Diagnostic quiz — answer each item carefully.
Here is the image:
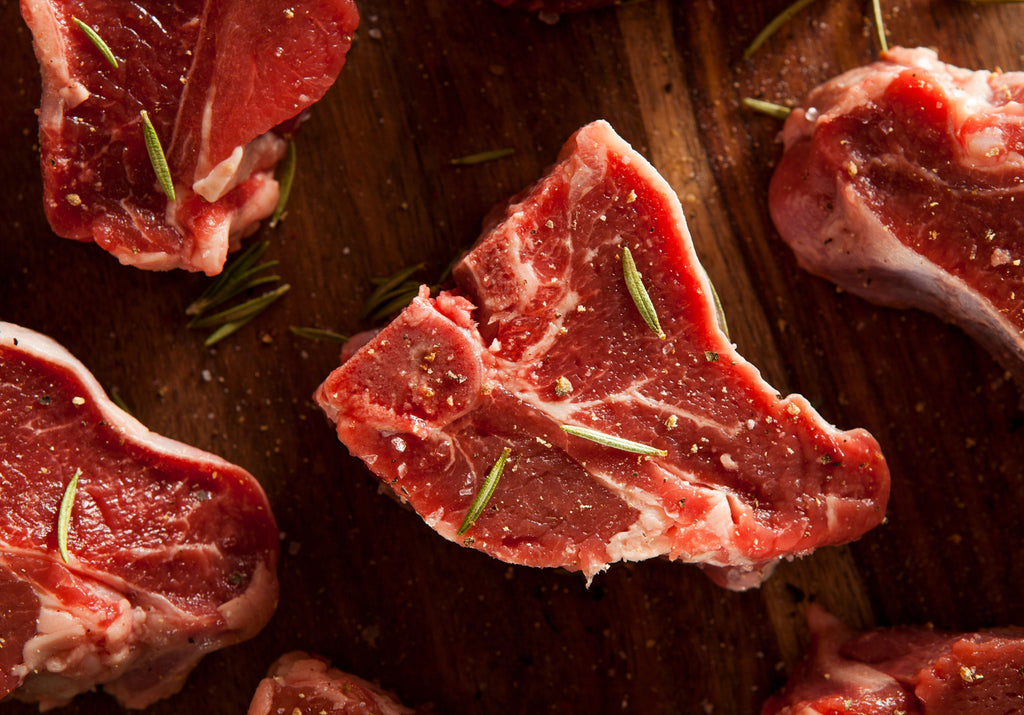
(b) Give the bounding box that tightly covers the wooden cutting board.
[2,0,1023,712]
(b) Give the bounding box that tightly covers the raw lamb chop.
[770,47,1024,384]
[316,120,889,590]
[763,605,1024,714]
[0,322,279,709]
[19,0,359,275]
[248,652,435,715]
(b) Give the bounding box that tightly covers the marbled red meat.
[770,47,1024,383]
[20,0,359,274]
[763,605,1024,714]
[248,652,436,715]
[0,322,279,709]
[316,120,889,590]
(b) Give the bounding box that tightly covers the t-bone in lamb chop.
[316,120,889,591]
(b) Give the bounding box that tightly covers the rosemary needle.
[72,16,118,69]
[742,97,792,120]
[561,425,668,457]
[140,110,175,201]
[872,0,888,54]
[622,245,666,339]
[190,283,291,330]
[743,0,822,60]
[289,326,348,343]
[58,468,82,564]
[457,447,511,536]
[450,148,514,166]
[269,141,296,228]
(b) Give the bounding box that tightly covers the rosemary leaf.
[622,245,666,340]
[361,263,424,318]
[457,447,511,536]
[561,425,668,457]
[190,283,291,330]
[58,468,82,564]
[872,0,888,54]
[702,267,730,339]
[270,141,297,228]
[742,97,792,120]
[72,16,118,69]
[289,326,349,343]
[140,110,175,201]
[743,0,821,59]
[450,148,514,166]
[109,389,133,416]
[370,285,425,322]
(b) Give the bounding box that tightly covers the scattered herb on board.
[457,446,512,536]
[269,141,297,228]
[450,148,514,166]
[362,251,462,323]
[561,425,668,457]
[187,241,280,317]
[58,468,82,564]
[140,110,175,201]
[190,284,291,347]
[743,0,822,59]
[187,241,289,346]
[622,245,666,339]
[872,0,888,54]
[741,97,792,120]
[71,16,118,69]
[361,263,425,320]
[289,326,348,343]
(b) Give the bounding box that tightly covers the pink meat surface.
[0,322,279,709]
[248,652,436,715]
[316,120,889,590]
[20,0,359,275]
[763,605,1024,714]
[770,47,1024,383]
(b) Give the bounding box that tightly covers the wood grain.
[2,0,1023,713]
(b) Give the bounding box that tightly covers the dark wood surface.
[3,0,1024,712]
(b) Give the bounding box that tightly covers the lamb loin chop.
[763,605,1024,714]
[770,47,1024,384]
[19,0,359,274]
[316,120,889,590]
[248,652,436,715]
[0,322,279,709]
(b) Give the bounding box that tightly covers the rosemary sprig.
[450,148,514,166]
[289,326,348,343]
[742,97,792,120]
[269,141,297,228]
[191,283,291,346]
[72,16,118,69]
[186,241,278,316]
[743,0,822,59]
[58,468,82,564]
[140,110,175,201]
[109,389,133,416]
[872,0,888,54]
[361,263,425,320]
[561,425,668,457]
[622,245,665,339]
[457,447,511,536]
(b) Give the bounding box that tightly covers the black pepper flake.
[38,395,52,406]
